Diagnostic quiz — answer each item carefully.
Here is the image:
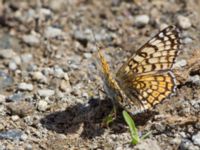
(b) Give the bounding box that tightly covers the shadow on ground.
[40,98,155,139]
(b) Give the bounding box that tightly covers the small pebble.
[0,129,23,140]
[174,59,187,68]
[44,26,63,38]
[0,94,6,103]
[134,15,150,27]
[153,122,166,132]
[177,15,192,29]
[32,71,47,83]
[38,89,55,97]
[134,139,161,150]
[0,124,4,130]
[11,115,19,121]
[37,100,48,111]
[20,133,28,141]
[54,67,64,78]
[180,139,196,150]
[59,80,71,92]
[83,53,92,59]
[183,37,193,44]
[192,132,200,146]
[0,49,16,59]
[21,53,33,63]
[0,105,6,115]
[12,56,21,65]
[9,61,17,70]
[0,70,13,89]
[17,83,33,91]
[49,0,66,11]
[22,34,40,46]
[189,75,200,86]
[6,93,24,102]
[6,101,34,117]
[39,8,52,17]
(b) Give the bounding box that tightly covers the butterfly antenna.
[91,30,104,59]
[91,30,100,51]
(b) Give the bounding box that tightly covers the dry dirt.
[0,0,200,150]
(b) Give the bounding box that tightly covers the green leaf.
[122,110,140,144]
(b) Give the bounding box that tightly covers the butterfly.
[97,25,182,115]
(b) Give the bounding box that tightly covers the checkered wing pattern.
[116,26,181,111]
[117,26,181,77]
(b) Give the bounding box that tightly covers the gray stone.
[37,100,48,111]
[49,0,67,11]
[0,105,6,115]
[9,61,17,70]
[135,15,150,27]
[0,129,23,140]
[59,80,71,92]
[6,93,24,102]
[83,53,92,59]
[53,67,64,78]
[0,34,21,51]
[0,70,14,89]
[0,49,16,59]
[21,53,33,63]
[180,139,200,150]
[38,89,55,97]
[44,26,63,38]
[192,132,200,146]
[39,8,52,17]
[183,37,193,44]
[20,133,28,141]
[12,56,21,65]
[32,71,47,83]
[6,101,34,117]
[153,122,166,132]
[174,59,187,68]
[189,75,200,86]
[0,95,5,103]
[17,83,33,91]
[22,34,40,46]
[11,115,19,121]
[177,15,192,29]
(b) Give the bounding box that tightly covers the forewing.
[116,25,181,78]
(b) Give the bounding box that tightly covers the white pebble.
[54,67,64,78]
[0,95,5,103]
[174,59,187,68]
[11,115,19,121]
[18,83,33,91]
[32,71,47,83]
[37,100,48,111]
[44,26,63,38]
[38,89,55,97]
[12,56,21,65]
[9,61,17,70]
[0,49,16,59]
[177,15,191,29]
[21,53,33,63]
[22,34,40,46]
[135,15,150,27]
[192,132,200,146]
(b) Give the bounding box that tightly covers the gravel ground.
[0,0,200,149]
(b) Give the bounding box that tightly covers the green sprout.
[102,107,117,127]
[122,110,152,145]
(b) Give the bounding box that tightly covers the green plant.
[122,110,152,145]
